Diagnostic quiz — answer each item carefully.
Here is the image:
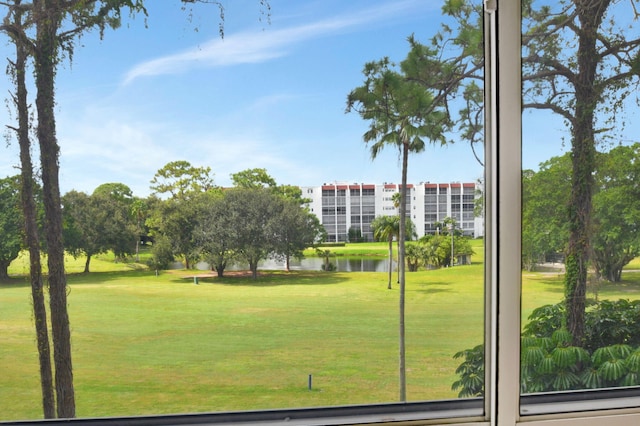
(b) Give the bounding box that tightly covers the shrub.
[452,299,640,397]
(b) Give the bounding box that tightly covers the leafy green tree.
[371,215,399,290]
[232,168,310,204]
[148,234,174,271]
[148,162,219,269]
[272,199,325,271]
[0,176,23,279]
[224,187,281,279]
[274,184,311,205]
[93,191,138,261]
[194,191,235,277]
[591,144,640,282]
[62,190,136,273]
[522,156,571,271]
[62,191,98,272]
[150,160,215,198]
[231,167,277,189]
[418,231,474,269]
[150,193,209,269]
[92,182,134,203]
[522,146,640,280]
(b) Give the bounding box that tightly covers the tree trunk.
[564,1,604,347]
[13,13,56,416]
[387,238,393,289]
[84,255,91,274]
[34,3,75,417]
[250,261,258,279]
[398,142,409,402]
[0,261,9,280]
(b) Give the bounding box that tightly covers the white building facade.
[301,182,483,243]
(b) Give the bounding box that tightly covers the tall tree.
[520,0,640,344]
[347,55,451,402]
[0,1,270,417]
[6,3,54,416]
[440,0,640,344]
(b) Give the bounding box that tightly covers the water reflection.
[188,257,395,272]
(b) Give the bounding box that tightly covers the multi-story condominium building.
[301,182,483,243]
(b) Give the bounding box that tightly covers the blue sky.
[0,0,569,197]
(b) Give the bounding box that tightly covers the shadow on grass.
[170,270,347,287]
[65,269,155,286]
[410,280,454,295]
[0,276,30,289]
[597,273,640,295]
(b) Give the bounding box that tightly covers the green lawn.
[1,241,638,421]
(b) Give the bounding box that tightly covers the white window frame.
[492,1,640,425]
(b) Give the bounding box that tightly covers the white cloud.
[122,0,429,85]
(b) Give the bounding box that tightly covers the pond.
[182,257,397,273]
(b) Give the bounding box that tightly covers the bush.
[452,299,640,397]
[146,235,174,270]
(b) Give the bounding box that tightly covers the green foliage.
[405,243,425,272]
[521,155,571,271]
[150,160,215,198]
[230,168,276,189]
[451,344,484,397]
[147,235,174,271]
[453,298,640,397]
[62,189,138,272]
[0,176,24,278]
[347,227,364,243]
[523,145,640,277]
[417,233,474,269]
[316,249,336,271]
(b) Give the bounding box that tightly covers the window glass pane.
[521,0,640,405]
[0,1,485,422]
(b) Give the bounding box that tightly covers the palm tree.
[371,215,400,289]
[347,56,452,402]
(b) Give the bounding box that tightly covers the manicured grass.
[1,263,483,420]
[304,242,389,257]
[2,240,638,422]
